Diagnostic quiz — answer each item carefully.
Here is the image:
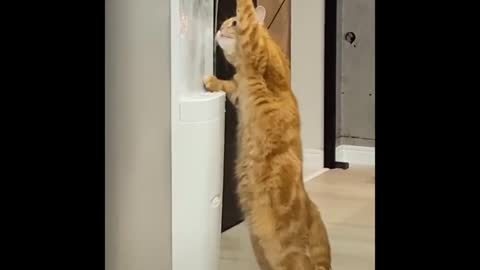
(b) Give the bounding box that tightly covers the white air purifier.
[170,1,226,270]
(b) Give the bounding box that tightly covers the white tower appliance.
[106,0,225,270]
[170,1,226,270]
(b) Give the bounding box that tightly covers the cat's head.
[215,6,266,57]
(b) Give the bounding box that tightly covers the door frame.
[323,0,349,169]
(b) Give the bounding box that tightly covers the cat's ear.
[255,5,266,25]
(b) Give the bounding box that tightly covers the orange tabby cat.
[204,1,331,270]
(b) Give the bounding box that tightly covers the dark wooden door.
[215,0,256,232]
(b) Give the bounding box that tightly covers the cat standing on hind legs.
[204,1,332,269]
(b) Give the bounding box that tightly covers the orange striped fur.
[204,1,331,269]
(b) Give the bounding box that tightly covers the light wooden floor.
[219,165,375,270]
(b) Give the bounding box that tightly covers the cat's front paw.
[203,75,219,92]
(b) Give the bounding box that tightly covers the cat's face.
[215,6,267,57]
[216,17,238,56]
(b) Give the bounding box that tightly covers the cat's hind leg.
[254,236,316,270]
[250,233,275,270]
[308,203,332,270]
[278,251,315,270]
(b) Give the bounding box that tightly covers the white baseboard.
[336,145,375,165]
[301,145,374,181]
[304,149,323,166]
[303,149,329,182]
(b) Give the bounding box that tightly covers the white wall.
[291,0,325,150]
[105,0,172,269]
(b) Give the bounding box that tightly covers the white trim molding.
[303,149,329,182]
[336,145,375,165]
